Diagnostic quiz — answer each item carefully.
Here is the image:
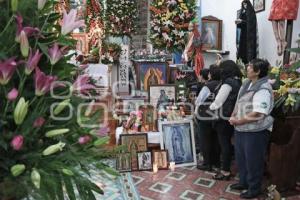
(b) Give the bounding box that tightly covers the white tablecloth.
[115,127,161,144]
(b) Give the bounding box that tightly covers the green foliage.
[0,0,116,199]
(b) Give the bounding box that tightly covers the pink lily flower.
[26,48,42,75]
[11,135,24,151]
[48,43,66,65]
[71,75,95,94]
[15,14,39,42]
[7,88,19,101]
[61,9,86,35]
[78,135,92,145]
[0,57,18,85]
[34,67,57,96]
[96,127,110,137]
[33,117,46,128]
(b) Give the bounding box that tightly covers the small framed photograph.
[253,0,265,13]
[201,16,222,50]
[152,150,169,170]
[137,151,153,171]
[118,97,146,114]
[159,120,197,167]
[116,152,131,172]
[149,84,177,108]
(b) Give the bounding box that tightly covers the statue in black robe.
[236,0,257,64]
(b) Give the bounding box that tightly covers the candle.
[169,162,175,171]
[153,163,158,173]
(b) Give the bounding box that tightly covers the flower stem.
[0,15,14,37]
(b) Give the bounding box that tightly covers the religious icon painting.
[253,0,265,13]
[159,120,197,167]
[137,151,153,171]
[120,133,148,171]
[148,84,177,109]
[116,152,132,172]
[152,150,169,170]
[201,16,222,50]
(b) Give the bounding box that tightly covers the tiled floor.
[132,167,300,200]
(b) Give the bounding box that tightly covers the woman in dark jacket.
[209,60,242,180]
[195,65,221,171]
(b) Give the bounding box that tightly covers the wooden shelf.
[203,50,230,55]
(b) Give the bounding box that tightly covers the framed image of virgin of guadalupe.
[159,120,197,168]
[134,61,168,93]
[201,16,222,51]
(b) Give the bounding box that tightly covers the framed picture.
[139,105,158,132]
[152,150,169,170]
[120,133,148,171]
[253,0,265,13]
[159,120,197,167]
[71,33,89,55]
[116,97,146,114]
[149,84,177,108]
[120,133,148,151]
[116,152,131,172]
[137,151,153,171]
[134,62,168,92]
[201,16,222,50]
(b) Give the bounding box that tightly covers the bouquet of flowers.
[123,110,143,132]
[0,1,117,199]
[90,42,122,64]
[105,0,138,37]
[269,54,300,113]
[150,0,196,52]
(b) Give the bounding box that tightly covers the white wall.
[201,0,300,66]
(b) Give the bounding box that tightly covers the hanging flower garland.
[105,0,138,37]
[150,0,196,52]
[85,0,105,47]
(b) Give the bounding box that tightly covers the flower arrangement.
[123,110,143,133]
[85,0,105,47]
[0,1,117,199]
[105,0,138,37]
[90,42,122,64]
[150,0,196,52]
[269,52,300,113]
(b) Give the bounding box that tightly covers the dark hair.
[249,58,270,78]
[219,60,242,81]
[200,68,210,81]
[209,64,221,80]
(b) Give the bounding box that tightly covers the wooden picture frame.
[152,150,169,170]
[71,33,89,55]
[134,61,169,93]
[201,16,222,51]
[159,120,197,167]
[137,151,153,171]
[139,105,158,132]
[148,84,177,109]
[253,0,265,13]
[116,152,132,172]
[120,133,148,171]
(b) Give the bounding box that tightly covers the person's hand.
[229,116,240,125]
[235,19,242,24]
